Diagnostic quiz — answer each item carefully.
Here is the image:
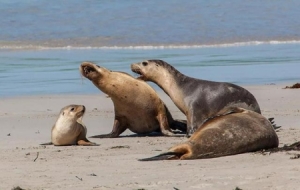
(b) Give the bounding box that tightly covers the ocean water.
[0,1,299,97]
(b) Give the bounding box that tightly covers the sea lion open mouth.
[82,65,96,76]
[80,62,100,80]
[131,65,145,80]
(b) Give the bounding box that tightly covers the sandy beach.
[1,83,299,190]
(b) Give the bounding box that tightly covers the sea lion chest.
[51,117,81,145]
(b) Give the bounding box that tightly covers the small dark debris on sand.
[260,141,300,155]
[283,83,300,89]
[12,187,26,190]
[290,154,300,159]
[75,176,83,181]
[110,145,130,149]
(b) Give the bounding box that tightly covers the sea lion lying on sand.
[79,61,186,138]
[139,107,279,161]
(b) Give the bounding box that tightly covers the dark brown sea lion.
[41,105,98,146]
[79,61,186,138]
[131,60,261,135]
[139,107,279,161]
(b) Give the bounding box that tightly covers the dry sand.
[0,84,299,190]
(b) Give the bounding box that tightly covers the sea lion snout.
[131,63,146,80]
[77,105,85,114]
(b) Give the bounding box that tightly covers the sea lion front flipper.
[89,119,127,138]
[40,142,53,145]
[157,114,179,137]
[76,123,99,146]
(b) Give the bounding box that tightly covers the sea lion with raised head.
[79,61,186,138]
[41,104,98,146]
[131,60,261,135]
[139,107,279,161]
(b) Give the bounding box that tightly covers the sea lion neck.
[142,60,189,113]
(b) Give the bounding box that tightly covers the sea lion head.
[60,104,86,121]
[131,60,171,81]
[80,62,109,82]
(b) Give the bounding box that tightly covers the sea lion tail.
[40,142,53,145]
[268,117,281,130]
[138,152,183,161]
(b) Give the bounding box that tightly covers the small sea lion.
[131,60,261,135]
[79,62,186,138]
[41,105,98,146]
[139,107,279,161]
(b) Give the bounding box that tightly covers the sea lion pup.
[79,61,186,138]
[131,60,261,135]
[139,107,279,161]
[40,105,98,146]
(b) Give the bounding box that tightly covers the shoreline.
[2,39,300,51]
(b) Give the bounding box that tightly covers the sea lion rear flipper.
[40,142,53,145]
[138,152,182,161]
[171,119,187,133]
[268,117,281,130]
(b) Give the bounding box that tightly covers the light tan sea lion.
[41,105,98,146]
[79,62,186,138]
[139,107,279,161]
[131,60,262,136]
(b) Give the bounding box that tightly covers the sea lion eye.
[142,62,148,66]
[70,108,75,111]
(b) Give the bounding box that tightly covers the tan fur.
[140,107,279,160]
[50,105,97,146]
[80,62,185,138]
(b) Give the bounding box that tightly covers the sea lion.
[139,107,279,161]
[79,61,186,138]
[41,104,98,146]
[131,60,261,135]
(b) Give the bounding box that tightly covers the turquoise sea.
[0,1,299,97]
